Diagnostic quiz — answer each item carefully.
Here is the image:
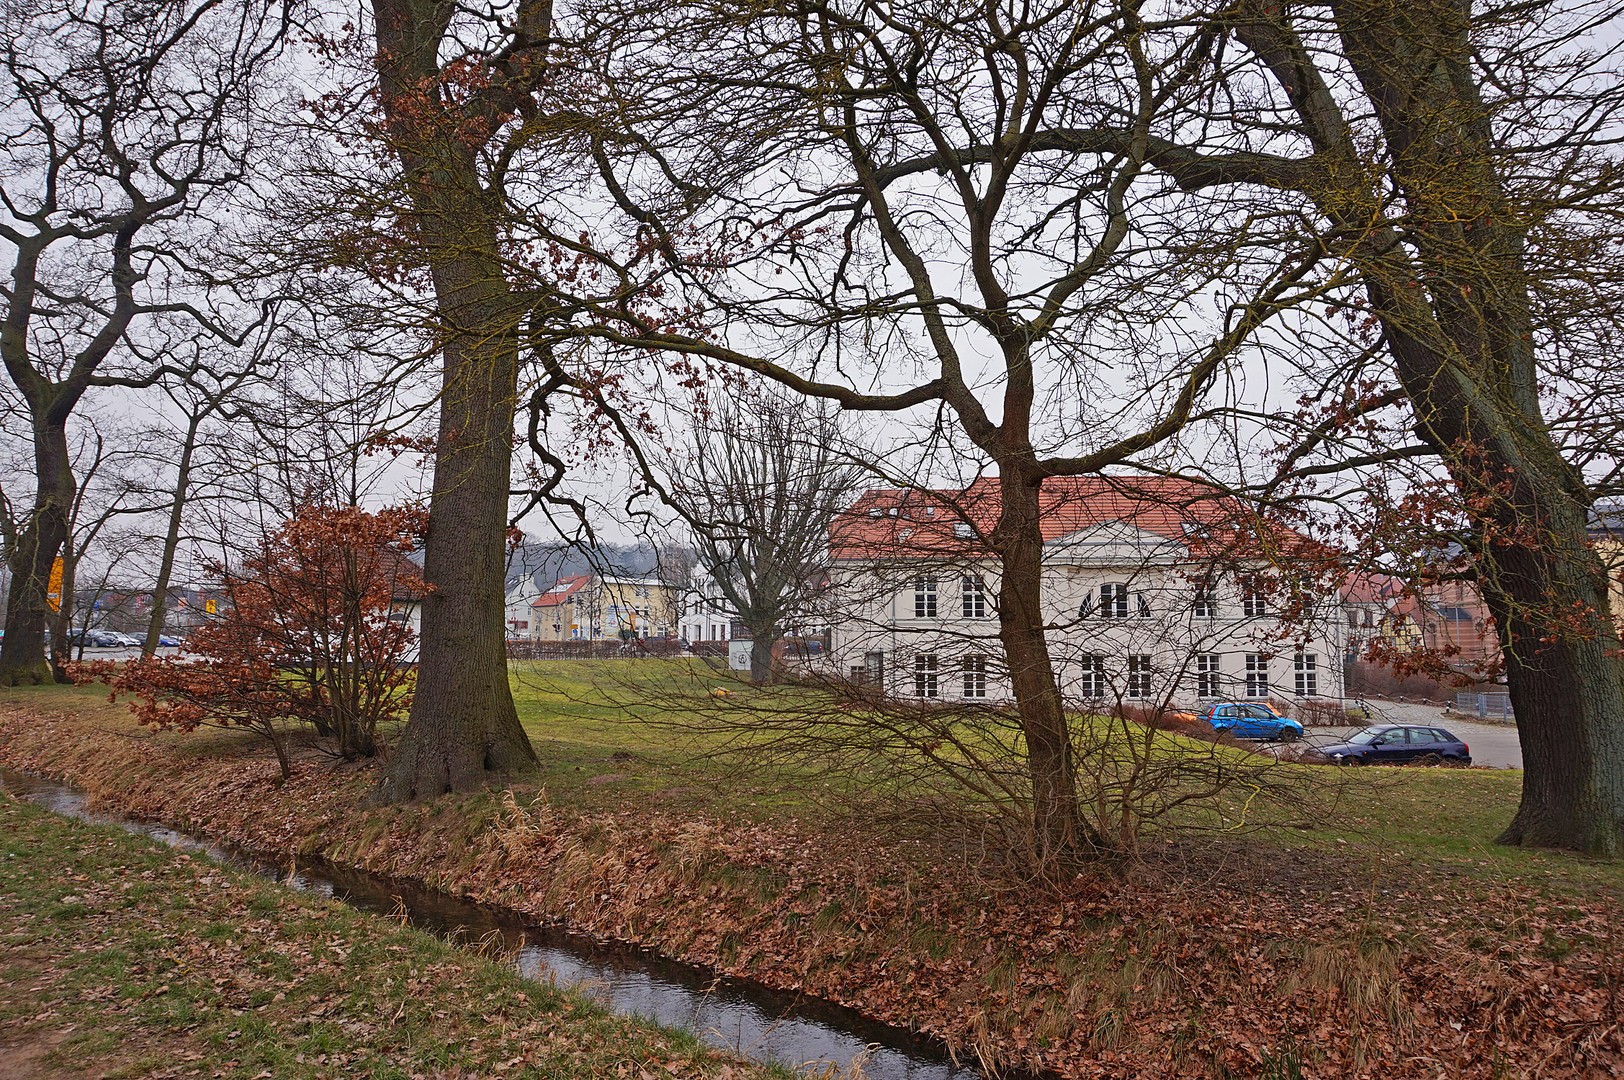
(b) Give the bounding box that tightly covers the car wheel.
[1277,728,1301,743]
[1339,754,1361,766]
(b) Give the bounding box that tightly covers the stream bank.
[3,695,1621,1079]
[0,793,777,1080]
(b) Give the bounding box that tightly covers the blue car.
[1198,702,1304,741]
[1318,724,1471,766]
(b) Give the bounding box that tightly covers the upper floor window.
[954,522,974,539]
[1193,585,1218,619]
[1241,586,1267,618]
[1100,583,1130,618]
[914,576,938,618]
[634,585,651,599]
[961,576,987,618]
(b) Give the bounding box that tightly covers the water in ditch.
[0,767,987,1080]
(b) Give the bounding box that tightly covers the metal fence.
[1454,692,1513,721]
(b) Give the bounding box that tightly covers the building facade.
[528,573,679,641]
[828,480,1347,709]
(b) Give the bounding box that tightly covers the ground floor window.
[1245,653,1269,698]
[1295,651,1318,697]
[1077,654,1107,698]
[915,653,939,698]
[1196,653,1221,698]
[962,655,988,698]
[1126,654,1152,699]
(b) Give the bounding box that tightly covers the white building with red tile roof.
[827,477,1348,709]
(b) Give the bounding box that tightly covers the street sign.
[45,557,63,612]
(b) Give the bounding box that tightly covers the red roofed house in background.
[827,477,1349,709]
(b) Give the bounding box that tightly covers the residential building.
[678,569,739,643]
[827,478,1346,707]
[529,573,679,641]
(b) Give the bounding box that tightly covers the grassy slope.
[4,665,1622,1079]
[0,793,778,1080]
[503,660,1617,898]
[8,665,1616,896]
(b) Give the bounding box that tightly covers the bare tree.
[511,0,1329,863]
[673,398,862,682]
[0,0,287,684]
[1110,0,1624,853]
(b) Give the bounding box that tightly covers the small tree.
[101,505,424,779]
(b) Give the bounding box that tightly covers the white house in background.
[827,478,1347,708]
[678,569,739,644]
[505,577,547,638]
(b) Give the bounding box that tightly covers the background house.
[528,573,679,641]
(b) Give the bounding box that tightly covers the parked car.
[1317,724,1471,766]
[157,635,183,647]
[1197,702,1304,741]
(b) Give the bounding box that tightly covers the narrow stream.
[0,767,988,1080]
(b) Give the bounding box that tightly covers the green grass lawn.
[7,660,1621,900]
[0,793,780,1080]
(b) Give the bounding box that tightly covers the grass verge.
[0,793,778,1080]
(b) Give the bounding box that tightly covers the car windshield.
[1348,728,1387,745]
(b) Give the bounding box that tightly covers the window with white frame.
[1078,593,1095,619]
[962,655,988,698]
[1077,655,1108,698]
[1196,653,1222,698]
[1245,653,1270,697]
[914,654,939,697]
[953,522,974,539]
[914,576,938,618]
[1136,593,1152,619]
[1241,585,1267,618]
[962,575,987,618]
[1100,583,1130,618]
[1126,654,1153,699]
[1294,651,1318,697]
[1193,584,1217,618]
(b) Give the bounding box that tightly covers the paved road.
[1302,700,1523,769]
[54,645,184,663]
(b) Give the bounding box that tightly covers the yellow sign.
[45,557,63,612]
[205,598,217,615]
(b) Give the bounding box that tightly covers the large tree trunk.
[994,465,1090,863]
[1332,0,1624,853]
[376,346,536,794]
[1225,0,1624,853]
[743,616,778,684]
[369,0,539,800]
[1,415,74,686]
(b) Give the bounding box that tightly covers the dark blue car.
[1197,702,1305,741]
[1318,724,1471,766]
